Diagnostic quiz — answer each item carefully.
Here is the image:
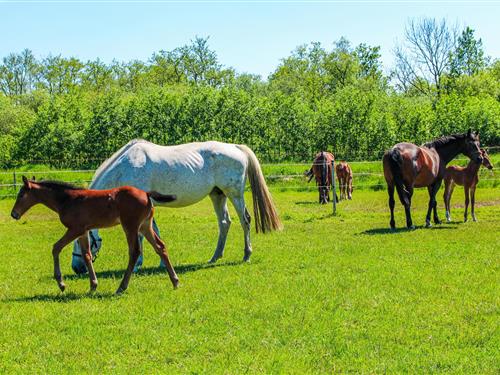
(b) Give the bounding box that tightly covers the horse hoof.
[58,283,66,292]
[409,225,416,230]
[435,220,442,225]
[115,287,126,295]
[425,222,432,228]
[90,283,98,292]
[172,280,179,289]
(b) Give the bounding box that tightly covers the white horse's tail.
[236,145,283,233]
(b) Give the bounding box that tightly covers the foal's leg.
[208,189,231,263]
[464,186,470,223]
[443,181,454,223]
[228,194,252,262]
[52,229,84,292]
[471,185,477,222]
[348,176,353,200]
[140,218,179,289]
[116,227,141,295]
[77,232,98,292]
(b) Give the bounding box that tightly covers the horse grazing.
[383,129,482,229]
[305,151,336,204]
[336,161,353,200]
[443,149,493,223]
[71,140,282,274]
[11,176,178,294]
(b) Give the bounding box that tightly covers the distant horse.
[305,151,336,204]
[11,176,178,294]
[443,149,493,223]
[383,129,482,229]
[71,140,282,274]
[336,161,353,200]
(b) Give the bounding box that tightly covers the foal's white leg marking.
[208,190,231,263]
[228,194,252,262]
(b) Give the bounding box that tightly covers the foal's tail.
[386,148,409,205]
[147,191,177,203]
[236,145,283,233]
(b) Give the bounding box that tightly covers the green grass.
[0,187,499,373]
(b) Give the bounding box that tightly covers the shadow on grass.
[6,260,243,303]
[64,260,243,281]
[295,201,320,205]
[4,291,116,303]
[359,224,458,235]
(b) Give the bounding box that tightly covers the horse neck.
[33,186,65,214]
[465,159,481,175]
[433,139,466,165]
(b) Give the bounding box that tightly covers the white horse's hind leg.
[208,189,231,263]
[228,194,252,262]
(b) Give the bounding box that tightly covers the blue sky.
[1,1,499,78]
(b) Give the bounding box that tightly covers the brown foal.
[336,161,353,200]
[11,176,179,294]
[443,149,493,223]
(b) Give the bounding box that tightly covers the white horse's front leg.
[208,190,231,263]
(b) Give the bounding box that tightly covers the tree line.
[0,18,499,168]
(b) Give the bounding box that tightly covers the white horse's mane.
[91,139,151,186]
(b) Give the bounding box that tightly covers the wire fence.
[1,146,499,198]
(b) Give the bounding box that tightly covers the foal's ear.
[32,175,36,181]
[22,175,30,187]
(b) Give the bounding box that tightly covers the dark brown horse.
[383,130,482,229]
[305,151,336,204]
[11,176,178,294]
[443,148,493,223]
[336,161,353,200]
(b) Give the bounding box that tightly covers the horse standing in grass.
[71,140,282,274]
[305,151,336,204]
[383,130,482,229]
[11,176,178,294]
[443,149,493,223]
[336,161,353,200]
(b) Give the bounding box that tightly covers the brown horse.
[305,151,336,204]
[383,129,482,229]
[336,161,353,200]
[443,149,493,223]
[11,176,178,294]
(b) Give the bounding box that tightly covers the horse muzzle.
[11,210,20,220]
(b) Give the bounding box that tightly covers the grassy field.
[0,185,499,373]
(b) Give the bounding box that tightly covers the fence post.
[331,159,337,216]
[13,170,17,193]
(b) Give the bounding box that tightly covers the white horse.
[72,139,282,273]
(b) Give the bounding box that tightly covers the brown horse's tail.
[236,144,283,233]
[387,148,409,205]
[147,191,177,203]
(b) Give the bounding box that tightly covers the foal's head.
[11,176,38,220]
[480,149,493,170]
[463,129,482,164]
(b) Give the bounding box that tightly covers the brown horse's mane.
[423,133,466,149]
[36,180,84,191]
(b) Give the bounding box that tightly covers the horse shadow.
[64,260,243,281]
[6,260,243,303]
[359,224,458,235]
